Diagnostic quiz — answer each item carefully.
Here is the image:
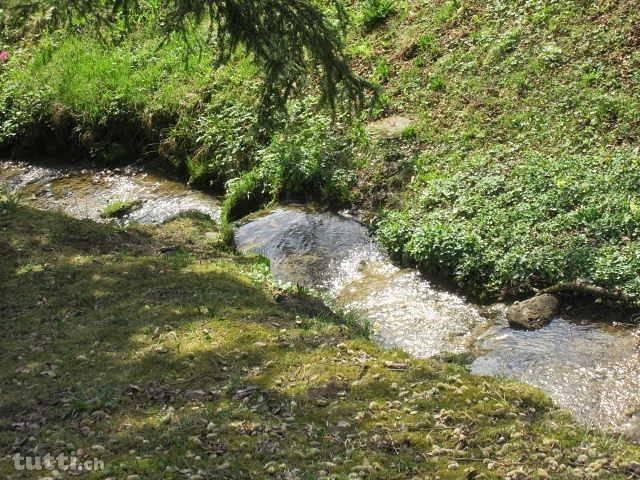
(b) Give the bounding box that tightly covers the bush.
[183,98,259,188]
[165,58,262,188]
[222,110,354,222]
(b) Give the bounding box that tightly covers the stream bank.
[234,207,640,437]
[2,160,639,439]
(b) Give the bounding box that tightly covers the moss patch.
[100,200,143,219]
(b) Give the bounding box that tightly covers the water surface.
[0,161,219,223]
[235,207,640,434]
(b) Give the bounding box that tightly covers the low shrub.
[222,109,354,222]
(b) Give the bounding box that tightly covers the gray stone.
[367,115,416,138]
[507,294,560,330]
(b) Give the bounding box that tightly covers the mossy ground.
[1,204,639,479]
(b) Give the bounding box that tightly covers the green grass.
[359,0,398,32]
[0,27,261,179]
[0,184,21,210]
[1,205,639,479]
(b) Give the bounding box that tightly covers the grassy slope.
[1,204,639,479]
[349,0,640,302]
[0,30,353,221]
[0,28,261,185]
[2,0,640,304]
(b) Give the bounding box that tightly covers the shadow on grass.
[1,206,638,479]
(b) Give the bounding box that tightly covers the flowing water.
[473,318,640,432]
[2,161,639,435]
[0,161,219,223]
[234,207,640,435]
[233,208,485,357]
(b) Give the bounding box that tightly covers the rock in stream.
[506,294,561,330]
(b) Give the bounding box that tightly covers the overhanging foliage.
[5,0,372,118]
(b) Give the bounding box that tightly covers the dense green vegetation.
[0,8,357,221]
[2,0,640,304]
[2,204,640,479]
[360,0,640,304]
[1,0,370,118]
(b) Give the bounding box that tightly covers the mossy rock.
[100,199,143,218]
[507,294,561,330]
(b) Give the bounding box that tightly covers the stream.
[2,160,639,437]
[0,161,219,224]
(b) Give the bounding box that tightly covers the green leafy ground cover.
[354,0,640,303]
[1,204,640,479]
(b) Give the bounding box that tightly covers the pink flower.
[0,51,9,63]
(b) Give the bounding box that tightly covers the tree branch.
[7,0,375,119]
